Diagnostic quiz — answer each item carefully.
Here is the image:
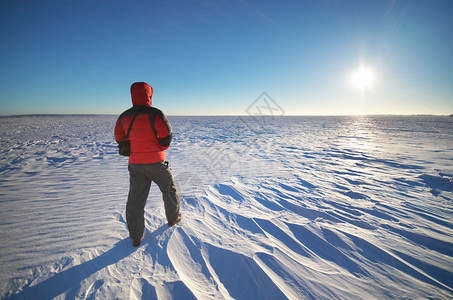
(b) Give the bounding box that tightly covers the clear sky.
[1,0,452,115]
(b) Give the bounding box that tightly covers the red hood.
[131,82,153,106]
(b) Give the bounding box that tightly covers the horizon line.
[1,113,452,118]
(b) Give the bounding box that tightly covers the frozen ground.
[0,114,452,299]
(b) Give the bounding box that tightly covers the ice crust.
[0,115,452,299]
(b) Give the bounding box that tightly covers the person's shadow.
[8,225,169,300]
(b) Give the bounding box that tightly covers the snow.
[0,114,452,299]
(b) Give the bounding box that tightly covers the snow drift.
[0,115,452,299]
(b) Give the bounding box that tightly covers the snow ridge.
[1,115,452,299]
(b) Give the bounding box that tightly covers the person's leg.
[151,161,180,224]
[126,164,151,240]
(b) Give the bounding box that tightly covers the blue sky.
[1,0,452,115]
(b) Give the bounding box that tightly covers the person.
[115,82,182,247]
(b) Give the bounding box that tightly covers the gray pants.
[126,161,180,239]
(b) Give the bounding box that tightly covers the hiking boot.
[168,214,182,227]
[132,238,141,247]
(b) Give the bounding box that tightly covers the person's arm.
[114,117,126,142]
[154,111,172,150]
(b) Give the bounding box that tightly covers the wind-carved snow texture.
[0,115,452,299]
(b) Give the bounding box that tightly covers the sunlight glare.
[351,67,375,89]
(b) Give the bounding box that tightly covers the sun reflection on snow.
[342,116,376,152]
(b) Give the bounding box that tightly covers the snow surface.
[0,114,452,299]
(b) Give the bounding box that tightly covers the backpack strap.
[125,106,145,139]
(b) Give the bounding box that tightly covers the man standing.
[115,82,182,247]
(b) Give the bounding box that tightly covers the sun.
[351,66,375,89]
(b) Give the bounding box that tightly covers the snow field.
[0,115,452,299]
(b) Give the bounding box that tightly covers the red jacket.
[115,82,172,164]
